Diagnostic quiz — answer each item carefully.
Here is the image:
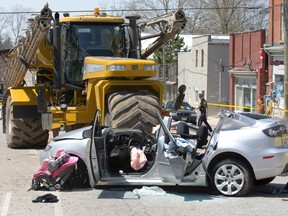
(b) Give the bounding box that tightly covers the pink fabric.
[33,150,78,179]
[130,147,147,171]
[33,159,50,177]
[52,157,78,177]
[56,148,65,158]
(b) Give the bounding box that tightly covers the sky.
[0,0,108,12]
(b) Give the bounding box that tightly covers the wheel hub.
[214,164,244,195]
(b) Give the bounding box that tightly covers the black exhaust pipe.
[53,12,61,89]
[125,15,141,59]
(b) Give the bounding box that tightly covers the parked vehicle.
[40,110,288,196]
[163,100,197,125]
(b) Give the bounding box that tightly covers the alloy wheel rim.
[214,163,244,195]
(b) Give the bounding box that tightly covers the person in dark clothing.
[197,93,213,132]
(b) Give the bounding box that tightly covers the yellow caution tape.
[193,102,255,110]
[193,101,286,118]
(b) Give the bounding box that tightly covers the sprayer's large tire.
[6,96,49,149]
[107,91,161,134]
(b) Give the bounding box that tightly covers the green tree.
[153,35,189,64]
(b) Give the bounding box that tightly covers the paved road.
[207,115,219,128]
[2,121,288,216]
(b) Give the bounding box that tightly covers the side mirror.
[82,128,92,138]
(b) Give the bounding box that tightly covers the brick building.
[228,30,268,112]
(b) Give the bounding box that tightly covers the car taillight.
[262,125,287,137]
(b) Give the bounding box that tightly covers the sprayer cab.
[53,11,146,89]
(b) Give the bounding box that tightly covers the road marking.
[1,193,11,216]
[53,192,63,216]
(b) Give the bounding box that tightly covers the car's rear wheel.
[211,159,253,196]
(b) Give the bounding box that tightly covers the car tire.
[65,158,89,188]
[189,119,197,125]
[254,177,275,185]
[211,158,253,196]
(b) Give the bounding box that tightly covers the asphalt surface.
[2,116,288,215]
[207,115,219,128]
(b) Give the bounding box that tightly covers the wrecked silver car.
[40,110,288,196]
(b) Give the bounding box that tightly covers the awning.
[228,69,258,77]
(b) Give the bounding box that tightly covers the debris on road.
[133,186,166,196]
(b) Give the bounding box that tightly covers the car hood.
[53,126,92,141]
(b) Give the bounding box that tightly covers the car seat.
[196,125,208,148]
[176,122,208,148]
[176,122,198,140]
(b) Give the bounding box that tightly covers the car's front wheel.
[211,159,253,196]
[65,158,89,188]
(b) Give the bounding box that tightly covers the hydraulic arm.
[140,8,187,59]
[2,4,52,92]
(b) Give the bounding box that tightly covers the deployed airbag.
[130,147,147,170]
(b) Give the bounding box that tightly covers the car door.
[85,110,102,187]
[156,113,193,184]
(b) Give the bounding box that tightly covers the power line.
[0,6,271,15]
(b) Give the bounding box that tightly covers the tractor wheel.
[107,91,161,134]
[5,96,48,149]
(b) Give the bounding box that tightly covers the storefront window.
[273,74,284,110]
[274,74,284,98]
[234,76,256,112]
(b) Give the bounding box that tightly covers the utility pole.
[219,59,224,112]
[284,1,288,118]
[163,45,166,100]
